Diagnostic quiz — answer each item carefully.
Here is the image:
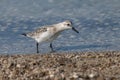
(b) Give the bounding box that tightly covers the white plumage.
[22,20,79,53]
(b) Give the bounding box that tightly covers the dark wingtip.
[21,33,27,36]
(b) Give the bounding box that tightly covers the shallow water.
[0,0,120,54]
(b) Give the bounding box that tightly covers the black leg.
[50,43,54,52]
[36,42,39,53]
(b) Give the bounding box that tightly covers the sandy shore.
[0,51,120,80]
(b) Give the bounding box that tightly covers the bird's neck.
[54,23,67,32]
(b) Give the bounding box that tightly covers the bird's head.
[61,20,79,33]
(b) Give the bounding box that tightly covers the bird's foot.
[50,50,56,53]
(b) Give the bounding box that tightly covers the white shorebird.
[22,20,79,53]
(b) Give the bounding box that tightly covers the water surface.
[0,0,120,54]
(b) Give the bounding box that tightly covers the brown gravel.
[0,51,120,80]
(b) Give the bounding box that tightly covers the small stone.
[88,72,99,79]
[16,64,21,68]
[71,72,79,79]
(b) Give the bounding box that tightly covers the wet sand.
[0,51,120,80]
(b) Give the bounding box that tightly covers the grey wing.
[27,27,48,38]
[36,27,47,33]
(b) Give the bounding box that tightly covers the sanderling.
[22,20,79,53]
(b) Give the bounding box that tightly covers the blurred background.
[0,0,120,54]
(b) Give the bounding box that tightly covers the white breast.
[35,31,52,43]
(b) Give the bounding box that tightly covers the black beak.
[72,27,79,33]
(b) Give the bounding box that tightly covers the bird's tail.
[21,33,27,36]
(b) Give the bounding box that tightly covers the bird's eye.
[67,23,70,26]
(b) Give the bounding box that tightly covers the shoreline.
[0,51,120,80]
